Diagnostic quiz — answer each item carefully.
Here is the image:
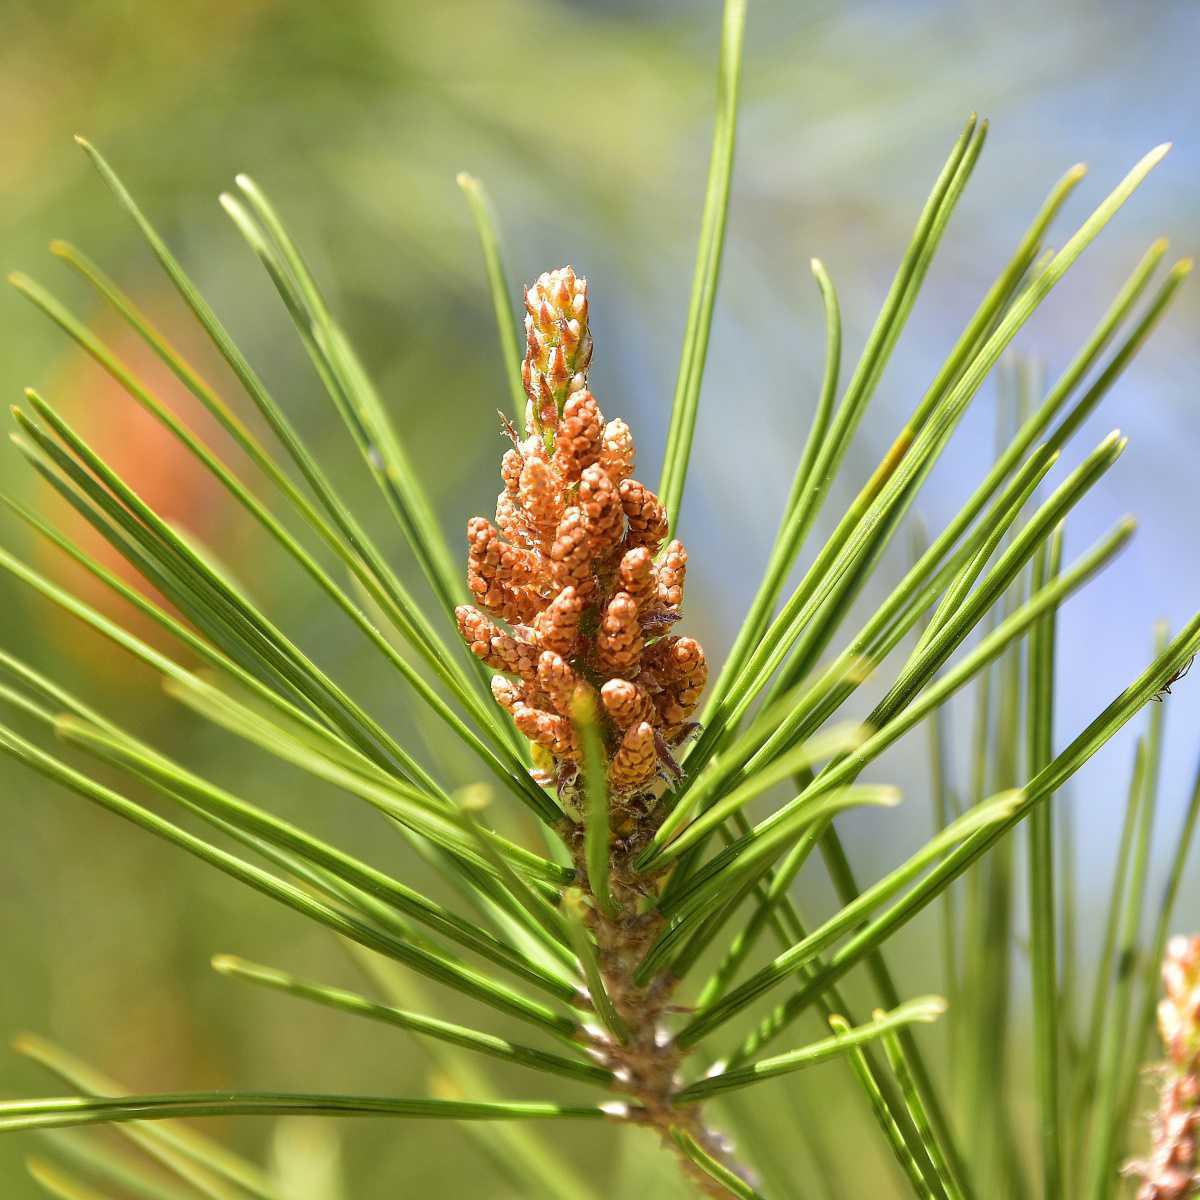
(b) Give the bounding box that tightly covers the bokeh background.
[1,0,1198,1195]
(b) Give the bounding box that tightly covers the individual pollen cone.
[597,593,643,675]
[513,702,577,759]
[618,478,668,553]
[600,418,635,483]
[456,605,495,661]
[490,674,523,712]
[601,678,656,730]
[465,563,541,625]
[455,606,538,678]
[495,491,523,541]
[533,586,583,657]
[467,517,540,586]
[1126,935,1200,1199]
[578,465,624,555]
[501,447,524,495]
[645,635,708,737]
[618,546,657,609]
[518,454,563,550]
[657,539,688,608]
[556,392,604,484]
[610,722,659,793]
[537,651,580,716]
[550,508,597,599]
[455,267,706,800]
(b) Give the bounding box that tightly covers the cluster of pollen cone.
[1128,935,1200,1199]
[455,267,706,806]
